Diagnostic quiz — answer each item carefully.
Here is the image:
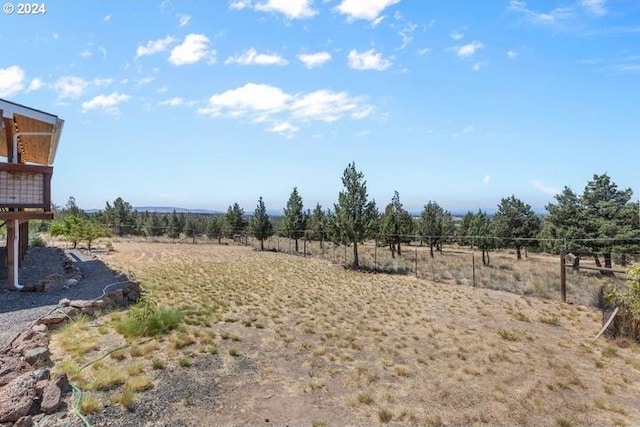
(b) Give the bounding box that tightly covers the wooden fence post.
[560,249,567,303]
[374,238,377,273]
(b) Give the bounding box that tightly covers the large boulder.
[0,371,37,423]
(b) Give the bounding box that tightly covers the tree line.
[50,163,639,270]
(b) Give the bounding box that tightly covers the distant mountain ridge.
[86,206,222,214]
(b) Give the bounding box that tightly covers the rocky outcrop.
[0,280,142,426]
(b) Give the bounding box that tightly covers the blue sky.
[1,0,639,214]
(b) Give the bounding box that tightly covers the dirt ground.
[50,241,640,426]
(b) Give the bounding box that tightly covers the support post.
[415,243,418,278]
[472,251,476,287]
[560,249,567,303]
[374,238,377,273]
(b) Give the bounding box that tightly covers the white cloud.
[454,41,484,58]
[269,121,299,138]
[229,0,251,10]
[335,0,401,21]
[450,30,464,40]
[103,14,111,22]
[169,34,214,65]
[398,22,417,49]
[581,0,606,16]
[177,13,191,27]
[53,76,89,99]
[232,0,316,19]
[472,61,487,71]
[291,90,372,122]
[225,48,288,66]
[483,175,490,184]
[347,49,392,71]
[0,66,25,97]
[159,97,185,107]
[136,36,175,58]
[198,82,374,135]
[81,92,131,114]
[198,83,291,118]
[80,49,92,58]
[297,51,332,68]
[507,49,519,59]
[137,76,155,86]
[27,78,43,92]
[508,0,574,25]
[530,179,560,195]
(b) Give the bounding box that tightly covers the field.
[50,240,640,426]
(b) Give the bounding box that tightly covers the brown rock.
[38,313,67,326]
[40,383,61,414]
[10,333,49,355]
[38,274,66,292]
[108,289,125,306]
[31,324,47,334]
[58,298,71,307]
[24,347,49,366]
[62,307,79,318]
[14,416,33,427]
[0,358,30,387]
[53,373,70,394]
[0,371,36,423]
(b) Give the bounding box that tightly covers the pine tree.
[469,210,495,266]
[143,212,164,237]
[379,191,413,257]
[226,203,247,237]
[494,195,540,260]
[282,187,308,252]
[333,162,378,268]
[252,197,274,251]
[419,201,451,257]
[167,210,181,239]
[207,216,223,243]
[308,203,327,249]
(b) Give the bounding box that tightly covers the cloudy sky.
[1,0,639,213]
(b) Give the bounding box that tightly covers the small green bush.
[116,296,183,338]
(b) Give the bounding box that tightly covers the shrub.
[115,296,183,338]
[602,266,640,340]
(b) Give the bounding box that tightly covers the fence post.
[415,242,418,278]
[303,237,307,258]
[560,249,567,303]
[472,251,476,287]
[374,238,378,273]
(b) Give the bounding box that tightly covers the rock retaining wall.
[0,281,142,426]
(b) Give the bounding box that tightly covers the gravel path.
[0,247,128,350]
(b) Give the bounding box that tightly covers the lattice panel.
[0,170,44,205]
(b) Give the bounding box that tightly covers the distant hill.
[135,206,221,214]
[86,206,222,214]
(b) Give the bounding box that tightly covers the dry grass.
[49,240,640,426]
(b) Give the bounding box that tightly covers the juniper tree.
[379,191,413,258]
[226,203,247,237]
[333,162,378,269]
[493,195,540,260]
[308,203,328,249]
[282,187,308,252]
[252,197,274,251]
[207,216,223,243]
